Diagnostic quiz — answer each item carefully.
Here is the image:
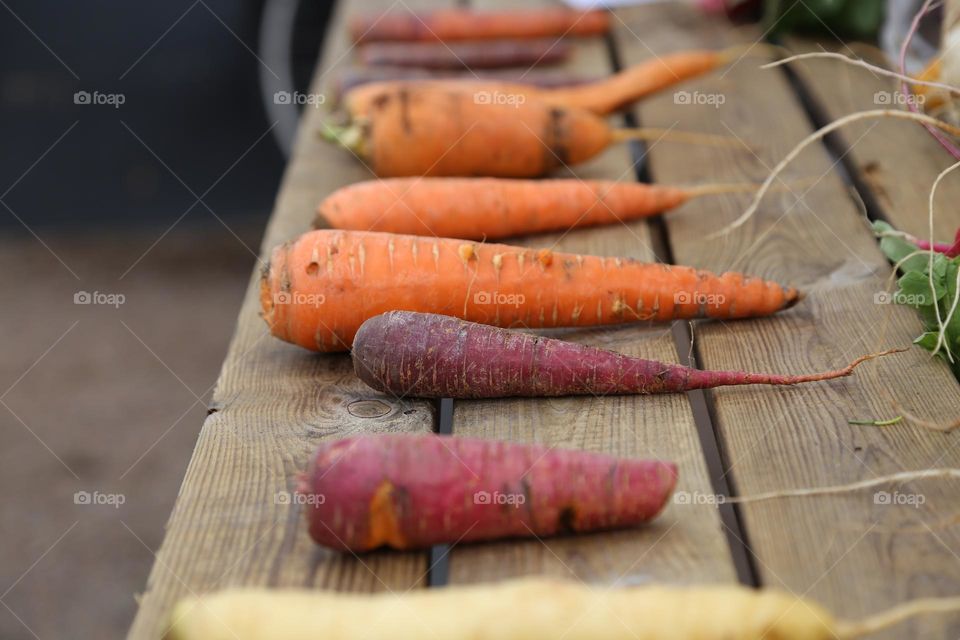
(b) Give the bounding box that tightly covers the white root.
[764,51,960,95]
[927,161,960,361]
[726,468,960,504]
[717,110,960,236]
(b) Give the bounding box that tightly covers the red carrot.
[350,8,610,44]
[358,38,571,70]
[298,433,676,552]
[352,312,901,398]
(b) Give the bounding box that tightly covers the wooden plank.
[616,4,960,637]
[127,2,450,637]
[785,38,960,241]
[446,0,737,587]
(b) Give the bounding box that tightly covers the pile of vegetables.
[163,3,960,638]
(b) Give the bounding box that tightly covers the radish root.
[682,176,818,197]
[716,110,960,236]
[764,51,960,95]
[927,161,960,361]
[895,402,960,433]
[727,468,960,504]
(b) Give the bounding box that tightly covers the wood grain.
[126,2,447,638]
[616,4,960,637]
[445,0,737,588]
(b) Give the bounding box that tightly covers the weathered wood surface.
[785,38,960,241]
[446,0,736,588]
[127,2,445,638]
[618,3,960,637]
[132,1,960,638]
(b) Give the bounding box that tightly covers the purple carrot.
[297,433,676,552]
[352,311,900,399]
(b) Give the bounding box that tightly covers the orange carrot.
[322,86,737,178]
[344,49,732,117]
[314,177,759,239]
[261,229,799,352]
[350,8,610,44]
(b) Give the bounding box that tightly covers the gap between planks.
[604,27,760,589]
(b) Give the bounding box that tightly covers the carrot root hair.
[763,347,905,384]
[695,347,903,389]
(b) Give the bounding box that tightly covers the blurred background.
[0,1,330,637]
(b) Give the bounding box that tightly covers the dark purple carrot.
[297,433,676,552]
[358,38,571,70]
[352,311,901,398]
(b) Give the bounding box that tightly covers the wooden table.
[129,2,960,638]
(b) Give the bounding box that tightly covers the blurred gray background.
[0,1,332,637]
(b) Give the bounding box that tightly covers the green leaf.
[876,229,928,273]
[897,271,938,307]
[914,331,940,351]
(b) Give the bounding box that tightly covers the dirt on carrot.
[323,86,739,178]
